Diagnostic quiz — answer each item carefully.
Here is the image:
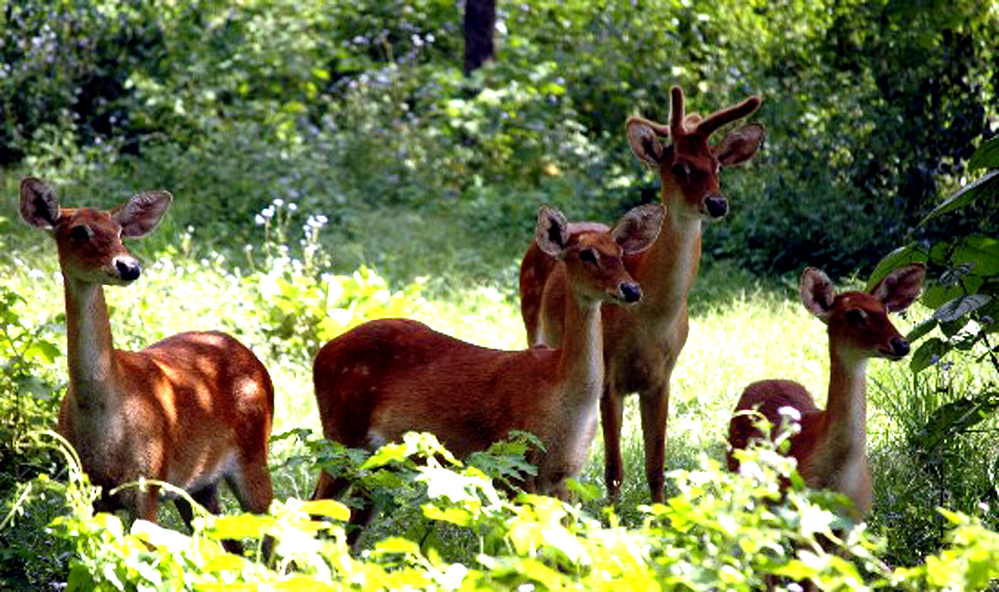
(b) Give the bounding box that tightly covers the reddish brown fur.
[727,265,925,519]
[20,178,274,526]
[314,205,664,529]
[519,87,764,502]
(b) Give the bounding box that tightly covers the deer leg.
[227,455,274,515]
[601,388,625,502]
[640,386,670,504]
[175,484,222,530]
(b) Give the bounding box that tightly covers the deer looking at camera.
[727,264,925,519]
[19,177,274,531]
[312,204,664,537]
[520,87,764,502]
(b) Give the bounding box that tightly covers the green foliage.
[20,429,999,590]
[866,136,999,567]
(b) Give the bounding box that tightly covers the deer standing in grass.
[312,204,664,534]
[20,177,275,531]
[519,87,764,503]
[727,264,925,519]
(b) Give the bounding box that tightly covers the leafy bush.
[15,428,998,590]
[866,136,999,565]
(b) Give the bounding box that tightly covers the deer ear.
[871,263,925,312]
[113,191,173,238]
[611,203,665,255]
[535,205,570,258]
[627,118,665,166]
[19,177,61,231]
[713,123,764,167]
[800,267,836,321]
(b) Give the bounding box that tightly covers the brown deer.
[727,264,925,519]
[19,177,274,531]
[312,204,664,536]
[519,87,764,502]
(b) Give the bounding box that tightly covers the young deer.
[312,204,664,525]
[20,177,275,529]
[519,87,764,502]
[727,264,925,519]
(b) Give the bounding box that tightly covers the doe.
[20,177,275,531]
[312,204,664,534]
[727,264,925,519]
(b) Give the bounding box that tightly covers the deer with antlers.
[520,87,764,502]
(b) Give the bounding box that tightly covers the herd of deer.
[19,87,925,549]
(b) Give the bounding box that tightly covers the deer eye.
[844,309,867,325]
[578,248,597,264]
[69,225,91,242]
[671,161,690,179]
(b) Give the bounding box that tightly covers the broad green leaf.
[374,536,421,555]
[918,170,999,227]
[933,294,992,323]
[298,498,351,521]
[952,235,999,276]
[423,505,472,527]
[922,277,984,309]
[210,514,268,539]
[968,135,999,171]
[906,318,938,342]
[910,337,948,373]
[866,243,926,291]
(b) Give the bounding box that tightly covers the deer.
[311,203,665,538]
[727,264,925,520]
[519,86,764,503]
[19,177,275,538]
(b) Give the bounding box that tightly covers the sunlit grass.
[4,216,995,562]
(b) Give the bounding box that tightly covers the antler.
[694,94,761,138]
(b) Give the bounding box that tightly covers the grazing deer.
[312,204,664,534]
[519,87,764,502]
[727,264,925,519]
[20,177,274,532]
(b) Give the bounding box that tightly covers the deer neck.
[63,273,120,408]
[823,346,869,457]
[633,187,702,319]
[555,290,604,407]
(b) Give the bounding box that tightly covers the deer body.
[313,204,664,509]
[520,87,764,502]
[21,178,274,525]
[727,265,925,519]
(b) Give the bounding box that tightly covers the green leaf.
[918,170,999,227]
[906,318,938,342]
[373,536,421,555]
[866,243,927,291]
[298,499,351,521]
[210,514,268,539]
[910,337,948,373]
[915,392,999,455]
[953,235,999,276]
[933,294,992,323]
[968,135,999,171]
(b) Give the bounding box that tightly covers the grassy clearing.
[2,191,996,571]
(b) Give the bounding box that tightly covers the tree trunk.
[464,0,496,75]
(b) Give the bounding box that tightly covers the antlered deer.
[312,204,664,535]
[727,264,925,519]
[19,177,274,530]
[520,87,764,502]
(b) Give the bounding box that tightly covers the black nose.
[116,259,141,281]
[704,195,728,218]
[621,282,642,303]
[890,337,910,357]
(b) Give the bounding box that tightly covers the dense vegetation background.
[1,0,997,589]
